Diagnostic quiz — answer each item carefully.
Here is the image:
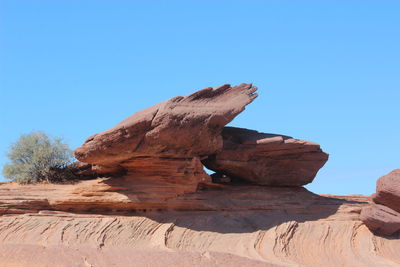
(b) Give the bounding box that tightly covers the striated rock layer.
[74,83,259,197]
[360,203,400,236]
[0,181,399,267]
[0,84,343,266]
[74,83,328,189]
[203,127,329,186]
[74,83,257,164]
[373,169,400,213]
[361,169,400,236]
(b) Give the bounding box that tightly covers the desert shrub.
[2,131,75,183]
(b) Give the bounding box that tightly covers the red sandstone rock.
[202,127,328,186]
[1,181,399,267]
[373,169,400,213]
[73,84,258,197]
[360,203,400,236]
[69,161,125,178]
[74,84,258,166]
[68,161,95,177]
[73,83,329,197]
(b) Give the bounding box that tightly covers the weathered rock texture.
[203,127,329,186]
[361,169,400,236]
[360,203,400,236]
[0,179,346,213]
[0,181,399,267]
[74,83,328,190]
[74,83,260,198]
[75,83,258,164]
[0,84,346,266]
[373,169,400,213]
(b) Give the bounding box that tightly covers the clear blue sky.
[1,1,399,195]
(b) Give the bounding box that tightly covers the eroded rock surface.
[360,203,400,236]
[373,169,400,213]
[361,169,400,236]
[203,127,329,186]
[73,83,329,191]
[74,84,258,198]
[74,83,258,165]
[0,181,399,267]
[0,83,349,266]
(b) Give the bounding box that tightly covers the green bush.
[2,132,75,183]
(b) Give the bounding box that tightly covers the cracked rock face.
[202,127,329,186]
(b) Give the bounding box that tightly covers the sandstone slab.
[73,84,258,197]
[373,169,400,213]
[202,127,328,186]
[1,181,399,267]
[74,84,258,166]
[360,203,400,236]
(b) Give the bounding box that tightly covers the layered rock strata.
[74,83,258,165]
[361,169,400,235]
[0,181,399,267]
[373,169,400,212]
[202,127,329,186]
[360,203,400,236]
[74,84,259,198]
[74,83,327,190]
[1,83,398,266]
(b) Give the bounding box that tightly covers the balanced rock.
[74,84,258,198]
[360,203,400,236]
[373,169,400,213]
[202,127,329,186]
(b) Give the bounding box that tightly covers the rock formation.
[202,127,328,186]
[74,83,327,192]
[74,83,258,165]
[73,84,261,199]
[6,83,397,266]
[373,169,400,213]
[360,203,400,236]
[0,181,399,267]
[361,169,400,235]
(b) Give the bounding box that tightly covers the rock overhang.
[74,83,328,192]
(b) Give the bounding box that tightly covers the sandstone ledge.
[0,179,363,215]
[0,181,399,267]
